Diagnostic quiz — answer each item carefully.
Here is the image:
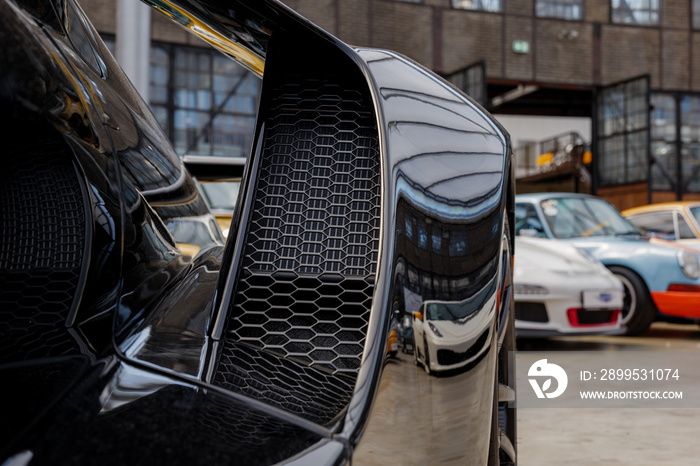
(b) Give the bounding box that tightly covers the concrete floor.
[517,322,700,465]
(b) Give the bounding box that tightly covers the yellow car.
[183,155,245,239]
[622,201,700,246]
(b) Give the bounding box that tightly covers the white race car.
[413,279,497,374]
[515,236,625,337]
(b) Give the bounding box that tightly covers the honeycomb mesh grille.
[243,80,380,276]
[220,76,380,377]
[0,141,87,364]
[214,342,356,426]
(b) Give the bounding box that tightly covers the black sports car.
[0,0,516,464]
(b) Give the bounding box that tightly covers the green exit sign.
[512,40,530,54]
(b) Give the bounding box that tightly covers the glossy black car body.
[0,0,516,464]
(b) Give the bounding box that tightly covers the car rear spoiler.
[143,0,329,75]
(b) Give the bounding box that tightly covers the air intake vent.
[0,140,88,364]
[515,302,549,323]
[218,73,380,381]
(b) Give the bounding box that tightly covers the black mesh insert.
[0,141,88,364]
[214,342,356,427]
[219,74,380,381]
[515,302,549,323]
[575,309,617,325]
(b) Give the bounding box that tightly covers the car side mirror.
[414,311,423,322]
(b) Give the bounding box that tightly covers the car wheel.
[608,266,656,336]
[423,338,431,375]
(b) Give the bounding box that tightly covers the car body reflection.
[413,278,497,375]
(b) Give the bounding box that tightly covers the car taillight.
[668,284,700,292]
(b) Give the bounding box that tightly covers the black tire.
[423,338,431,375]
[608,266,656,336]
[495,303,517,466]
[489,216,517,466]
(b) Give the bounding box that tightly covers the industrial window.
[431,227,442,253]
[448,231,467,256]
[417,218,428,249]
[452,0,502,12]
[650,94,676,192]
[536,0,584,20]
[151,43,261,157]
[650,93,700,194]
[680,96,700,193]
[445,61,487,106]
[597,76,649,187]
[611,0,659,26]
[101,38,260,158]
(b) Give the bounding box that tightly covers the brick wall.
[79,0,698,92]
[535,19,593,85]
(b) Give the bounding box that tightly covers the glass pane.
[151,105,168,134]
[514,204,545,236]
[539,197,638,239]
[448,231,467,256]
[651,141,675,191]
[199,181,241,210]
[611,0,659,25]
[599,135,625,186]
[536,0,583,20]
[626,130,648,182]
[417,219,428,249]
[159,45,261,156]
[431,227,442,253]
[677,213,696,239]
[598,77,649,187]
[600,88,625,137]
[452,0,502,12]
[627,80,648,132]
[690,206,700,226]
[651,94,675,140]
[627,212,675,239]
[680,96,700,193]
[682,144,700,192]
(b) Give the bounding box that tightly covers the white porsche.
[515,236,625,337]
